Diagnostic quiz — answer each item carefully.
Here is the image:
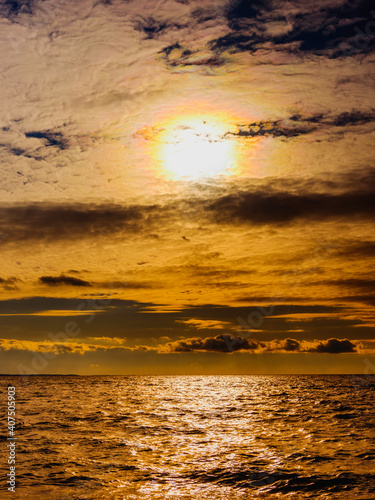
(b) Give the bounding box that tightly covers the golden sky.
[0,0,374,374]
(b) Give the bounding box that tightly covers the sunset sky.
[0,0,374,374]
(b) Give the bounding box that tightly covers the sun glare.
[152,112,237,179]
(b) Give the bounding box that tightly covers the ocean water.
[1,375,374,499]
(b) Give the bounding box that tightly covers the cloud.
[37,276,153,289]
[211,0,375,58]
[99,281,155,289]
[24,130,68,150]
[0,294,371,350]
[177,318,232,329]
[134,16,184,40]
[207,187,375,225]
[308,337,358,353]
[0,277,21,290]
[165,333,261,352]
[0,203,162,244]
[227,118,316,139]
[279,338,300,352]
[325,278,375,293]
[226,0,268,21]
[0,296,153,315]
[1,170,374,246]
[0,338,150,355]
[226,111,375,139]
[39,275,92,287]
[85,336,127,345]
[0,0,35,20]
[337,295,375,306]
[0,338,95,354]
[158,42,225,69]
[139,110,375,144]
[338,241,375,259]
[165,334,359,353]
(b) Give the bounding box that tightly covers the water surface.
[1,375,374,499]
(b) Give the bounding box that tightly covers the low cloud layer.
[165,334,359,353]
[0,335,360,356]
[0,338,149,355]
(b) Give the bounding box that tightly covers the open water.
[0,375,374,499]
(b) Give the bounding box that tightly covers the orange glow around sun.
[147,106,241,179]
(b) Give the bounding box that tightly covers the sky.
[0,0,374,374]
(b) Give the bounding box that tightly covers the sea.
[0,375,374,499]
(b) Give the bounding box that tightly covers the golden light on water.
[150,109,239,179]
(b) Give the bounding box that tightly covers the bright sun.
[152,112,237,179]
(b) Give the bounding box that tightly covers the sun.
[151,111,238,179]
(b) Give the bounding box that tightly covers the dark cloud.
[0,296,153,315]
[179,303,340,321]
[338,241,375,259]
[166,333,261,352]
[0,297,370,344]
[207,187,375,225]
[158,42,225,69]
[210,0,375,58]
[0,0,34,19]
[0,277,20,290]
[25,131,68,150]
[0,143,27,158]
[211,30,261,53]
[0,203,160,244]
[134,17,183,39]
[337,295,375,306]
[190,6,218,23]
[10,147,26,156]
[0,296,340,324]
[282,338,300,352]
[0,277,19,284]
[273,1,375,57]
[140,110,374,144]
[225,0,268,21]
[332,111,375,127]
[39,275,92,287]
[309,337,358,353]
[326,278,375,293]
[227,118,316,139]
[166,334,359,353]
[227,111,375,140]
[0,173,373,246]
[175,265,255,279]
[38,276,152,289]
[99,281,154,289]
